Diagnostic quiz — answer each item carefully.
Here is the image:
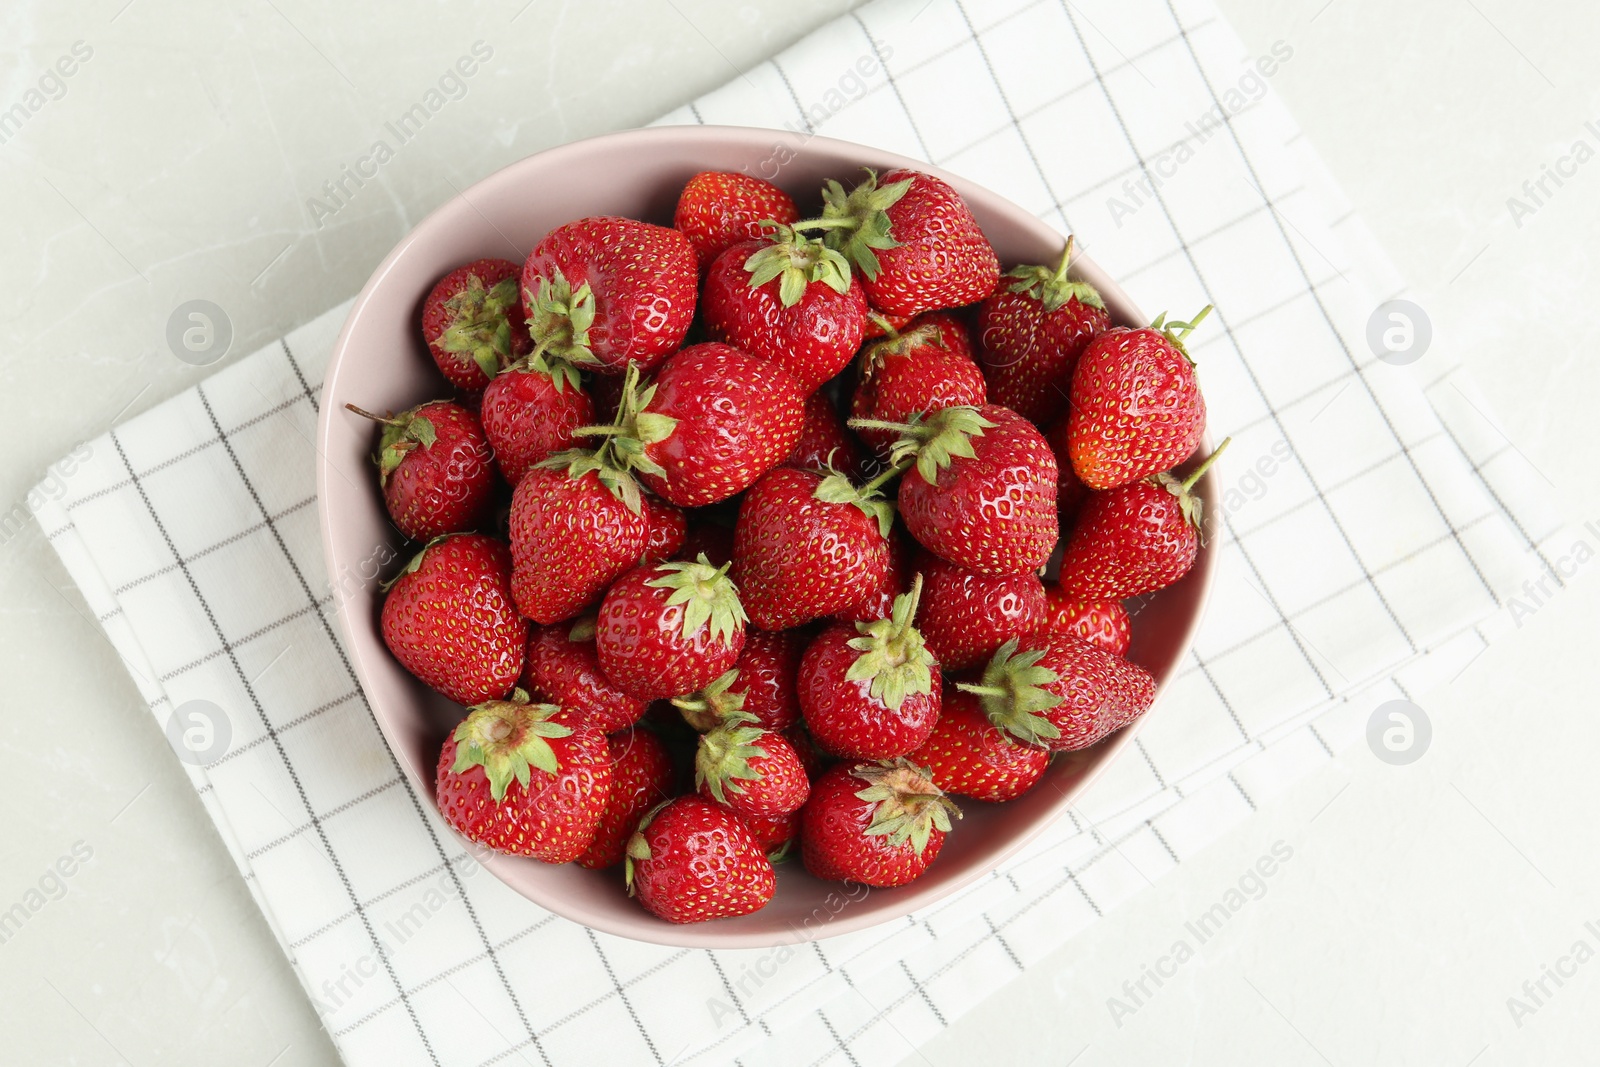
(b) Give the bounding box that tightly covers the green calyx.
[848,406,997,485]
[1149,305,1213,364]
[451,690,574,803]
[345,402,441,484]
[813,469,895,539]
[851,758,960,859]
[671,668,748,732]
[439,274,521,381]
[796,168,914,281]
[624,797,674,894]
[538,362,670,514]
[1150,436,1231,533]
[858,319,947,382]
[956,638,1064,747]
[646,554,748,647]
[742,223,854,308]
[845,574,935,711]
[524,269,601,370]
[1003,236,1105,314]
[694,712,772,805]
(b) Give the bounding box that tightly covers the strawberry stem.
[1180,436,1232,492]
[867,312,900,341]
[954,681,1008,698]
[789,216,859,233]
[859,457,913,495]
[1051,235,1075,284]
[344,403,397,425]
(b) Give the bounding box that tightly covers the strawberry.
[740,808,798,854]
[975,237,1111,426]
[1059,440,1229,600]
[913,549,1046,671]
[479,358,595,486]
[696,715,810,818]
[785,390,871,482]
[858,405,1057,577]
[577,727,674,869]
[672,627,805,732]
[835,525,912,624]
[1044,413,1091,525]
[639,493,687,562]
[421,258,531,392]
[799,577,941,759]
[1067,308,1211,490]
[910,687,1049,802]
[1040,584,1131,657]
[346,400,495,542]
[522,617,649,734]
[626,796,776,923]
[731,467,891,630]
[520,216,697,376]
[799,759,960,887]
[436,693,612,862]
[957,634,1155,751]
[595,556,748,701]
[812,168,999,317]
[786,724,829,780]
[702,229,867,392]
[596,348,805,508]
[674,170,800,269]
[850,312,987,460]
[381,534,525,706]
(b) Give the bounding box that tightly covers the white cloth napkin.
[32,0,1565,1064]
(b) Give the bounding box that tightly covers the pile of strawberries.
[355,166,1226,924]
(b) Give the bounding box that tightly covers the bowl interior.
[316,126,1218,949]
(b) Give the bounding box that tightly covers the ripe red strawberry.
[957,634,1155,751]
[814,168,999,317]
[861,405,1058,577]
[702,229,867,392]
[1059,440,1229,600]
[975,237,1111,426]
[732,467,891,630]
[740,808,798,854]
[626,796,776,923]
[911,687,1049,802]
[347,400,495,542]
[577,727,674,869]
[522,617,649,733]
[1044,413,1091,525]
[1040,583,1131,657]
[674,171,800,269]
[506,453,651,624]
[835,526,912,624]
[672,627,805,732]
[799,578,941,759]
[421,258,531,392]
[638,493,687,562]
[914,549,1046,671]
[381,534,525,706]
[799,759,960,887]
[696,715,810,818]
[785,391,871,482]
[1068,308,1211,490]
[436,693,612,862]
[850,313,987,460]
[479,359,595,486]
[598,347,805,507]
[521,216,697,375]
[596,556,748,700]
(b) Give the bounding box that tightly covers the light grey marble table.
[1,1,1596,1064]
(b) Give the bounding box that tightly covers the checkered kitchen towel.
[31,0,1567,1064]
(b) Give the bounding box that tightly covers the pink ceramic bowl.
[316,126,1217,949]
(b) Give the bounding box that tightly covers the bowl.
[316,125,1218,949]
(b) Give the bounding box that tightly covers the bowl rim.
[316,124,1219,949]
